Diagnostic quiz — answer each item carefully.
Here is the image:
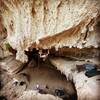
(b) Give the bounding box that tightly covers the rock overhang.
[0,0,100,62]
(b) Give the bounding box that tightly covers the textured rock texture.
[0,0,100,100]
[0,0,100,62]
[0,56,100,100]
[0,57,77,100]
[50,58,100,100]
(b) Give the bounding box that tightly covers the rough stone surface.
[50,57,100,100]
[0,58,77,100]
[0,0,100,62]
[0,1,100,100]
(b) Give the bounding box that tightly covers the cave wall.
[0,1,100,100]
[0,0,100,62]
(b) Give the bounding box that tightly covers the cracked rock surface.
[0,0,100,100]
[0,0,100,62]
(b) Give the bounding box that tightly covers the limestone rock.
[18,91,62,100]
[50,57,100,100]
[0,0,100,62]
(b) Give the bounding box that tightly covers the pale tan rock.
[0,55,24,75]
[0,0,100,62]
[50,57,100,100]
[0,1,100,99]
[18,90,62,100]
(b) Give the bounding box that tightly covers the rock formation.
[0,0,100,62]
[0,0,100,100]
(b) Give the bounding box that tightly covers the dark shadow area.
[0,96,7,100]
